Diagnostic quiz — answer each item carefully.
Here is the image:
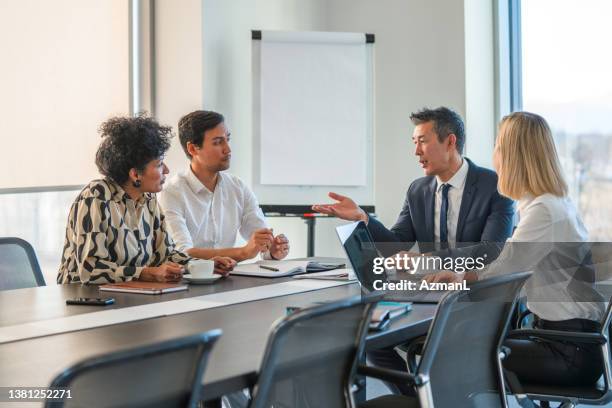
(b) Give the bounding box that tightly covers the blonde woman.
[427,111,604,386]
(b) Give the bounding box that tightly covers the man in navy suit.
[313,107,515,395]
[314,106,514,263]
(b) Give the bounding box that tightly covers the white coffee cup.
[187,259,215,279]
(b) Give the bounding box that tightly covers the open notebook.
[231,260,345,278]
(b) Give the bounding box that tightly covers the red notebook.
[99,281,188,295]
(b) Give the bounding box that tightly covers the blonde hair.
[496,111,568,200]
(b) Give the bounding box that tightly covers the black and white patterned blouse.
[57,179,190,284]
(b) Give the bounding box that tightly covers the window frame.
[495,0,523,119]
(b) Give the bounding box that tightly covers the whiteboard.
[252,30,374,205]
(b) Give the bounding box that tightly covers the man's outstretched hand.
[312,192,368,222]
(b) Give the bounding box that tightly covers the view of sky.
[521,0,612,134]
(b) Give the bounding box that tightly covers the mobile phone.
[66,297,115,306]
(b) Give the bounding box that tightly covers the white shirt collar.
[436,158,469,191]
[185,166,222,195]
[517,194,536,214]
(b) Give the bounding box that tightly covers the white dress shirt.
[482,193,604,322]
[434,158,469,248]
[159,169,267,252]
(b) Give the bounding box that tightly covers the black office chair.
[248,294,380,408]
[0,237,45,290]
[359,271,532,408]
[44,330,222,408]
[505,299,612,408]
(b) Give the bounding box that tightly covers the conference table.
[0,258,436,406]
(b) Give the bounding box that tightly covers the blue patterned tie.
[440,183,451,249]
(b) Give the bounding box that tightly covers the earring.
[133,179,141,188]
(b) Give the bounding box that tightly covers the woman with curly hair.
[57,114,234,284]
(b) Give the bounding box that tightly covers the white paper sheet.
[231,260,310,277]
[259,38,367,186]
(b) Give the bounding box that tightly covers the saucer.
[183,274,222,285]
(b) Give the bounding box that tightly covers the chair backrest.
[249,294,379,408]
[0,237,45,290]
[45,330,222,408]
[416,272,531,408]
[599,296,612,391]
[600,296,612,336]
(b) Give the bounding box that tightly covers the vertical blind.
[0,0,129,189]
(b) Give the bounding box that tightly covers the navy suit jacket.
[368,158,515,262]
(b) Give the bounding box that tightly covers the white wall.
[155,0,206,170]
[325,0,497,224]
[154,0,497,258]
[322,0,468,227]
[464,0,496,168]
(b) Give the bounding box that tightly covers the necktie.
[440,183,451,249]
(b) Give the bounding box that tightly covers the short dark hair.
[95,113,172,185]
[410,107,465,154]
[178,110,225,159]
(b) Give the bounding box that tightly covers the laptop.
[336,221,447,303]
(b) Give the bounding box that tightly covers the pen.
[307,274,348,280]
[259,265,280,272]
[379,301,406,307]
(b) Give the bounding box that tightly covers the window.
[0,0,129,189]
[0,190,80,285]
[514,0,612,241]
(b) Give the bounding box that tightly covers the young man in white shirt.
[159,110,290,266]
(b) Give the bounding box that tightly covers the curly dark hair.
[410,107,465,154]
[178,110,225,159]
[95,114,172,185]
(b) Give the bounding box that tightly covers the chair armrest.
[507,329,607,344]
[357,365,427,386]
[499,345,511,360]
